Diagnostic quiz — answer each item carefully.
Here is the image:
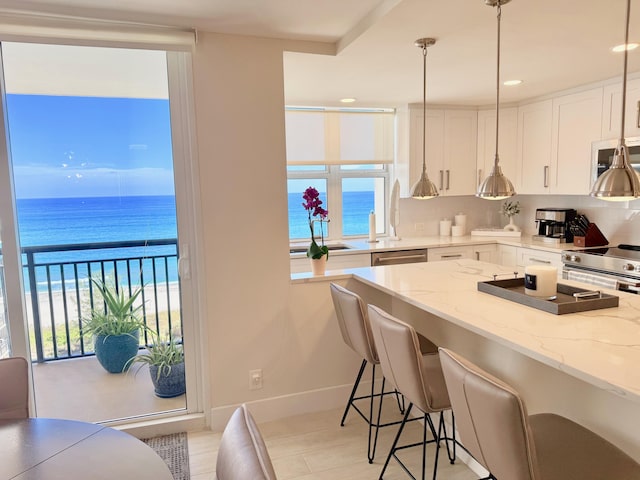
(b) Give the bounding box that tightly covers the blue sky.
[7,94,176,199]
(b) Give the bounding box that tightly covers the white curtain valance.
[0,12,195,51]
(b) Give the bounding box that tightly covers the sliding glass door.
[0,42,199,423]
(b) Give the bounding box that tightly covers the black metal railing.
[20,239,180,363]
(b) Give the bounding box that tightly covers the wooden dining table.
[0,417,173,479]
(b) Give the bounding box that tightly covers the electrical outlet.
[415,222,425,232]
[249,369,263,390]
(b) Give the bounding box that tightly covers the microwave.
[592,137,640,182]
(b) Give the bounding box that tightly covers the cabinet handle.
[374,254,427,264]
[446,170,450,190]
[637,100,640,128]
[478,169,483,186]
[475,251,480,261]
[543,165,549,188]
[529,257,551,264]
[441,254,463,259]
[439,170,444,190]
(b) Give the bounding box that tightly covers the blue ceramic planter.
[94,331,140,373]
[149,362,186,398]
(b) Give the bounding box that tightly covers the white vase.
[310,256,327,275]
[504,216,521,232]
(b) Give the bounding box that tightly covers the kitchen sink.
[289,243,352,254]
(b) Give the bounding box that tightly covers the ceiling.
[0,0,638,108]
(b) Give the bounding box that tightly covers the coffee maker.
[533,208,577,243]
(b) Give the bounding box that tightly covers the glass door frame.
[0,43,207,424]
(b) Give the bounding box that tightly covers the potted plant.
[82,278,146,373]
[501,200,521,232]
[302,186,330,275]
[126,332,185,398]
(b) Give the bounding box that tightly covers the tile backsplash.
[397,194,640,245]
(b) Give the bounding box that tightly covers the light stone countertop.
[314,259,640,404]
[289,234,588,258]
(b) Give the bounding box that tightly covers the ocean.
[14,191,374,290]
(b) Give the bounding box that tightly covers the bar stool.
[439,347,640,480]
[367,304,456,480]
[330,283,438,463]
[0,357,29,419]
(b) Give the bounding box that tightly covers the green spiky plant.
[82,278,146,338]
[125,332,184,381]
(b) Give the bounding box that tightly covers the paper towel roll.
[369,211,377,242]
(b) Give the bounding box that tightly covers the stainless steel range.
[561,244,640,294]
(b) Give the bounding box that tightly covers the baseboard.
[209,381,359,431]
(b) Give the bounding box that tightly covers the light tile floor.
[187,401,478,480]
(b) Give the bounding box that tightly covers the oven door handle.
[617,281,640,293]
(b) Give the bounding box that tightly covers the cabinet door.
[497,244,518,268]
[551,88,603,195]
[602,77,640,139]
[444,109,477,196]
[477,107,518,190]
[471,244,497,263]
[427,246,472,262]
[517,100,553,194]
[410,108,445,192]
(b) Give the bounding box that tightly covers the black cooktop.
[574,245,640,261]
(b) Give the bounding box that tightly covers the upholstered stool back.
[0,357,29,420]
[215,404,276,480]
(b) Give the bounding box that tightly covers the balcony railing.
[20,239,180,363]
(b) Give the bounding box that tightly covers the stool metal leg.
[341,359,367,426]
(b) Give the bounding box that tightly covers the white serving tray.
[471,228,522,237]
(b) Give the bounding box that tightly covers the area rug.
[142,432,190,480]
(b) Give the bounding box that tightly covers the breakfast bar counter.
[349,259,640,404]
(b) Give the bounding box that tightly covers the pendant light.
[476,0,516,200]
[590,0,640,201]
[411,38,439,199]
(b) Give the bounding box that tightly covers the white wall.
[395,194,640,244]
[191,33,365,427]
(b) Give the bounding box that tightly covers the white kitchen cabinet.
[517,99,553,194]
[427,245,473,262]
[497,244,518,268]
[290,253,371,274]
[602,77,640,139]
[476,107,518,191]
[471,244,497,264]
[550,88,603,195]
[516,247,563,270]
[517,89,602,195]
[410,107,477,196]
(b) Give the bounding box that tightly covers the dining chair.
[439,347,640,480]
[330,283,438,463]
[215,404,277,480]
[0,356,29,420]
[367,304,456,480]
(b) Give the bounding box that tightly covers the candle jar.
[524,265,558,300]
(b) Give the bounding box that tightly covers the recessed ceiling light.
[612,42,639,52]
[340,98,356,103]
[503,80,522,86]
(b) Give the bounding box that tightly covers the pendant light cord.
[422,44,427,176]
[494,4,501,166]
[620,0,630,145]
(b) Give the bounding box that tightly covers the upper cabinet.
[477,107,518,191]
[516,88,603,195]
[602,77,640,139]
[516,99,553,194]
[550,88,603,195]
[409,107,477,197]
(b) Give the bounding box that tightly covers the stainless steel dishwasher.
[371,249,428,266]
